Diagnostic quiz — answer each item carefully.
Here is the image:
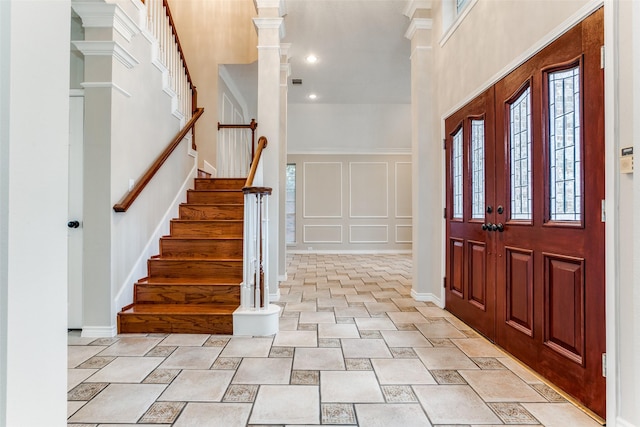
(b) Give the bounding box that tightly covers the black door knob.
[67,220,80,229]
[496,223,504,232]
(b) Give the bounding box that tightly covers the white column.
[253,1,283,296]
[278,43,291,287]
[0,1,70,424]
[405,6,441,304]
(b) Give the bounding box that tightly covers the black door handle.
[68,220,80,229]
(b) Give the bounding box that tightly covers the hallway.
[67,254,602,426]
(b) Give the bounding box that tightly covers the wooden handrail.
[244,136,268,189]
[113,107,204,212]
[218,119,257,159]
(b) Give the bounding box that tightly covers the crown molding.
[403,0,432,18]
[72,2,140,42]
[72,40,139,69]
[253,0,286,16]
[405,17,433,40]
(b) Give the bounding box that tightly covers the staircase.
[117,177,246,334]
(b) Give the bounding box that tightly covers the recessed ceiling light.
[306,55,318,63]
[308,94,317,100]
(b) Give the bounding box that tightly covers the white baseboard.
[269,288,281,302]
[411,289,444,308]
[233,305,281,336]
[615,417,638,427]
[287,249,412,255]
[81,325,117,338]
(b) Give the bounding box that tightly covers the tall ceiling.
[223,0,412,112]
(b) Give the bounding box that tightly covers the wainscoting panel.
[303,225,343,244]
[349,225,388,243]
[350,162,388,218]
[395,162,412,218]
[395,225,412,243]
[303,162,343,218]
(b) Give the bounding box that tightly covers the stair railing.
[144,0,198,146]
[242,136,272,310]
[217,119,258,178]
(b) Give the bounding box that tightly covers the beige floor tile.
[341,338,392,358]
[380,330,433,348]
[497,356,543,383]
[285,301,317,312]
[273,330,317,347]
[68,384,165,423]
[68,345,107,368]
[250,385,320,424]
[416,306,455,318]
[415,322,467,339]
[459,370,547,402]
[334,306,371,317]
[67,333,98,346]
[299,311,336,324]
[159,333,209,347]
[68,368,98,391]
[387,311,429,324]
[173,402,252,427]
[293,347,345,370]
[97,337,163,357]
[278,317,299,331]
[371,358,436,384]
[317,297,348,308]
[522,402,603,427]
[67,400,86,418]
[354,403,432,426]
[452,337,508,357]
[159,347,221,369]
[364,302,400,313]
[344,294,377,303]
[232,357,292,384]
[354,317,397,331]
[86,356,163,383]
[318,323,360,338]
[219,337,273,357]
[414,385,501,424]
[321,371,384,403]
[158,369,233,401]
[414,347,479,370]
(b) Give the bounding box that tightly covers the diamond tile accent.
[145,345,177,357]
[89,337,119,346]
[472,357,507,370]
[269,346,294,357]
[431,370,468,384]
[359,330,383,339]
[297,323,318,331]
[139,401,185,423]
[381,385,418,402]
[223,384,259,402]
[321,403,357,424]
[530,383,567,402]
[319,338,341,348]
[68,383,108,401]
[345,358,373,371]
[212,357,242,370]
[428,338,455,347]
[204,337,231,347]
[76,356,115,369]
[143,368,180,384]
[488,402,540,424]
[290,370,319,385]
[390,347,418,358]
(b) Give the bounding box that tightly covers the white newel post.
[278,43,291,288]
[404,3,442,305]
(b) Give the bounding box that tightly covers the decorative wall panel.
[350,162,388,218]
[395,162,412,218]
[303,162,342,218]
[303,225,342,243]
[349,225,388,243]
[395,225,412,243]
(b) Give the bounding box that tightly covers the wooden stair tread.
[137,277,241,285]
[161,236,243,241]
[120,304,238,315]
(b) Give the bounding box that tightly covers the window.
[456,0,470,14]
[509,87,532,221]
[285,164,296,244]
[548,66,581,221]
[471,119,485,219]
[452,128,463,219]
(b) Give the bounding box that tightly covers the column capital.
[71,2,140,42]
[405,17,433,40]
[404,0,432,19]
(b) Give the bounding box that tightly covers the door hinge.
[443,138,446,150]
[602,353,607,377]
[600,45,605,69]
[443,207,447,219]
[601,199,606,223]
[443,277,446,288]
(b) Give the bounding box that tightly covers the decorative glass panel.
[509,87,532,220]
[286,164,296,244]
[549,67,581,221]
[456,0,470,13]
[452,128,463,219]
[471,119,485,219]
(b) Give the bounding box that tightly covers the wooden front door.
[445,9,605,418]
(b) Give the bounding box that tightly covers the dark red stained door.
[445,88,497,341]
[445,8,605,419]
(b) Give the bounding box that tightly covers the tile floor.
[68,253,603,426]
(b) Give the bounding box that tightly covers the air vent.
[291,78,302,85]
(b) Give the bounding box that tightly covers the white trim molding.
[72,2,140,42]
[404,0,432,18]
[72,40,139,69]
[405,18,433,40]
[80,81,132,98]
[80,325,118,338]
[411,289,443,307]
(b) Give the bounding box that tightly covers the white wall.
[0,1,70,425]
[288,103,411,153]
